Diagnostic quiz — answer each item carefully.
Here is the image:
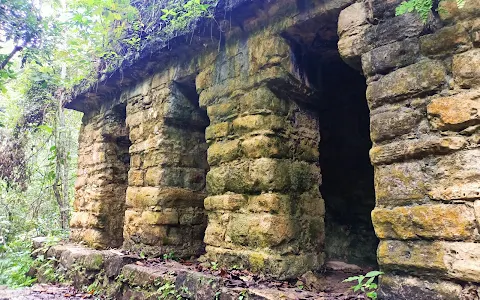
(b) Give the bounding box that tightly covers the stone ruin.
[62,0,480,298]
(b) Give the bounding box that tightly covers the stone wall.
[337,0,480,298]
[71,102,130,249]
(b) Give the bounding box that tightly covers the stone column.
[71,104,129,249]
[338,1,480,298]
[198,32,324,279]
[123,70,209,257]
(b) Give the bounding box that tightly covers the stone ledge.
[30,241,333,299]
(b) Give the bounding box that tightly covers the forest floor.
[0,269,367,299]
[0,284,94,300]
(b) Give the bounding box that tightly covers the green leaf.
[365,271,384,278]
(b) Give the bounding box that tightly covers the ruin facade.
[66,0,480,298]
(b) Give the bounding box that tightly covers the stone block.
[245,193,291,214]
[241,135,289,159]
[378,274,463,300]
[204,194,247,211]
[374,161,431,207]
[239,86,289,116]
[337,2,368,36]
[420,25,472,57]
[370,105,423,142]
[207,140,241,166]
[369,0,404,19]
[372,204,478,240]
[427,90,480,131]
[362,38,420,76]
[366,60,447,108]
[141,210,179,225]
[429,149,480,201]
[70,212,103,229]
[128,169,144,186]
[452,49,480,88]
[206,101,239,123]
[378,240,480,283]
[126,186,205,208]
[370,136,466,165]
[365,13,424,48]
[232,115,287,135]
[205,122,230,141]
[225,214,296,248]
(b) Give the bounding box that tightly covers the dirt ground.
[0,284,94,300]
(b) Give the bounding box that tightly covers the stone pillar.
[338,0,480,298]
[198,32,324,279]
[71,104,129,249]
[123,71,209,257]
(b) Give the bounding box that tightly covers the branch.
[0,44,23,70]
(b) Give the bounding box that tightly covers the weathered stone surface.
[420,25,472,57]
[370,104,423,142]
[372,204,479,240]
[427,90,480,131]
[429,149,480,201]
[365,13,424,48]
[362,38,420,76]
[379,274,463,300]
[370,136,466,165]
[378,240,480,282]
[453,49,480,88]
[366,60,447,108]
[374,160,431,207]
[337,2,370,69]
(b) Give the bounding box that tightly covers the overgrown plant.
[396,0,466,21]
[343,271,383,300]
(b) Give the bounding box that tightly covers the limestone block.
[126,186,205,208]
[453,49,480,88]
[241,135,289,160]
[370,136,466,165]
[70,212,104,229]
[427,90,480,131]
[337,2,370,68]
[204,194,247,211]
[362,38,420,76]
[205,122,230,141]
[372,204,478,240]
[225,213,296,248]
[247,34,290,76]
[378,274,463,300]
[365,13,424,49]
[366,60,447,108]
[207,140,241,166]
[374,161,431,207]
[239,86,289,116]
[128,169,144,186]
[370,105,423,142]
[420,25,472,57]
[429,149,480,201]
[141,210,179,225]
[204,217,227,247]
[204,245,323,280]
[378,240,480,283]
[475,200,480,231]
[206,101,239,123]
[245,193,292,215]
[232,115,287,135]
[337,2,368,36]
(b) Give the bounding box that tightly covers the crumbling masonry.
[67,0,480,298]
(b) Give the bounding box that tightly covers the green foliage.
[163,251,176,260]
[396,0,467,22]
[343,271,384,300]
[0,238,36,287]
[210,261,219,271]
